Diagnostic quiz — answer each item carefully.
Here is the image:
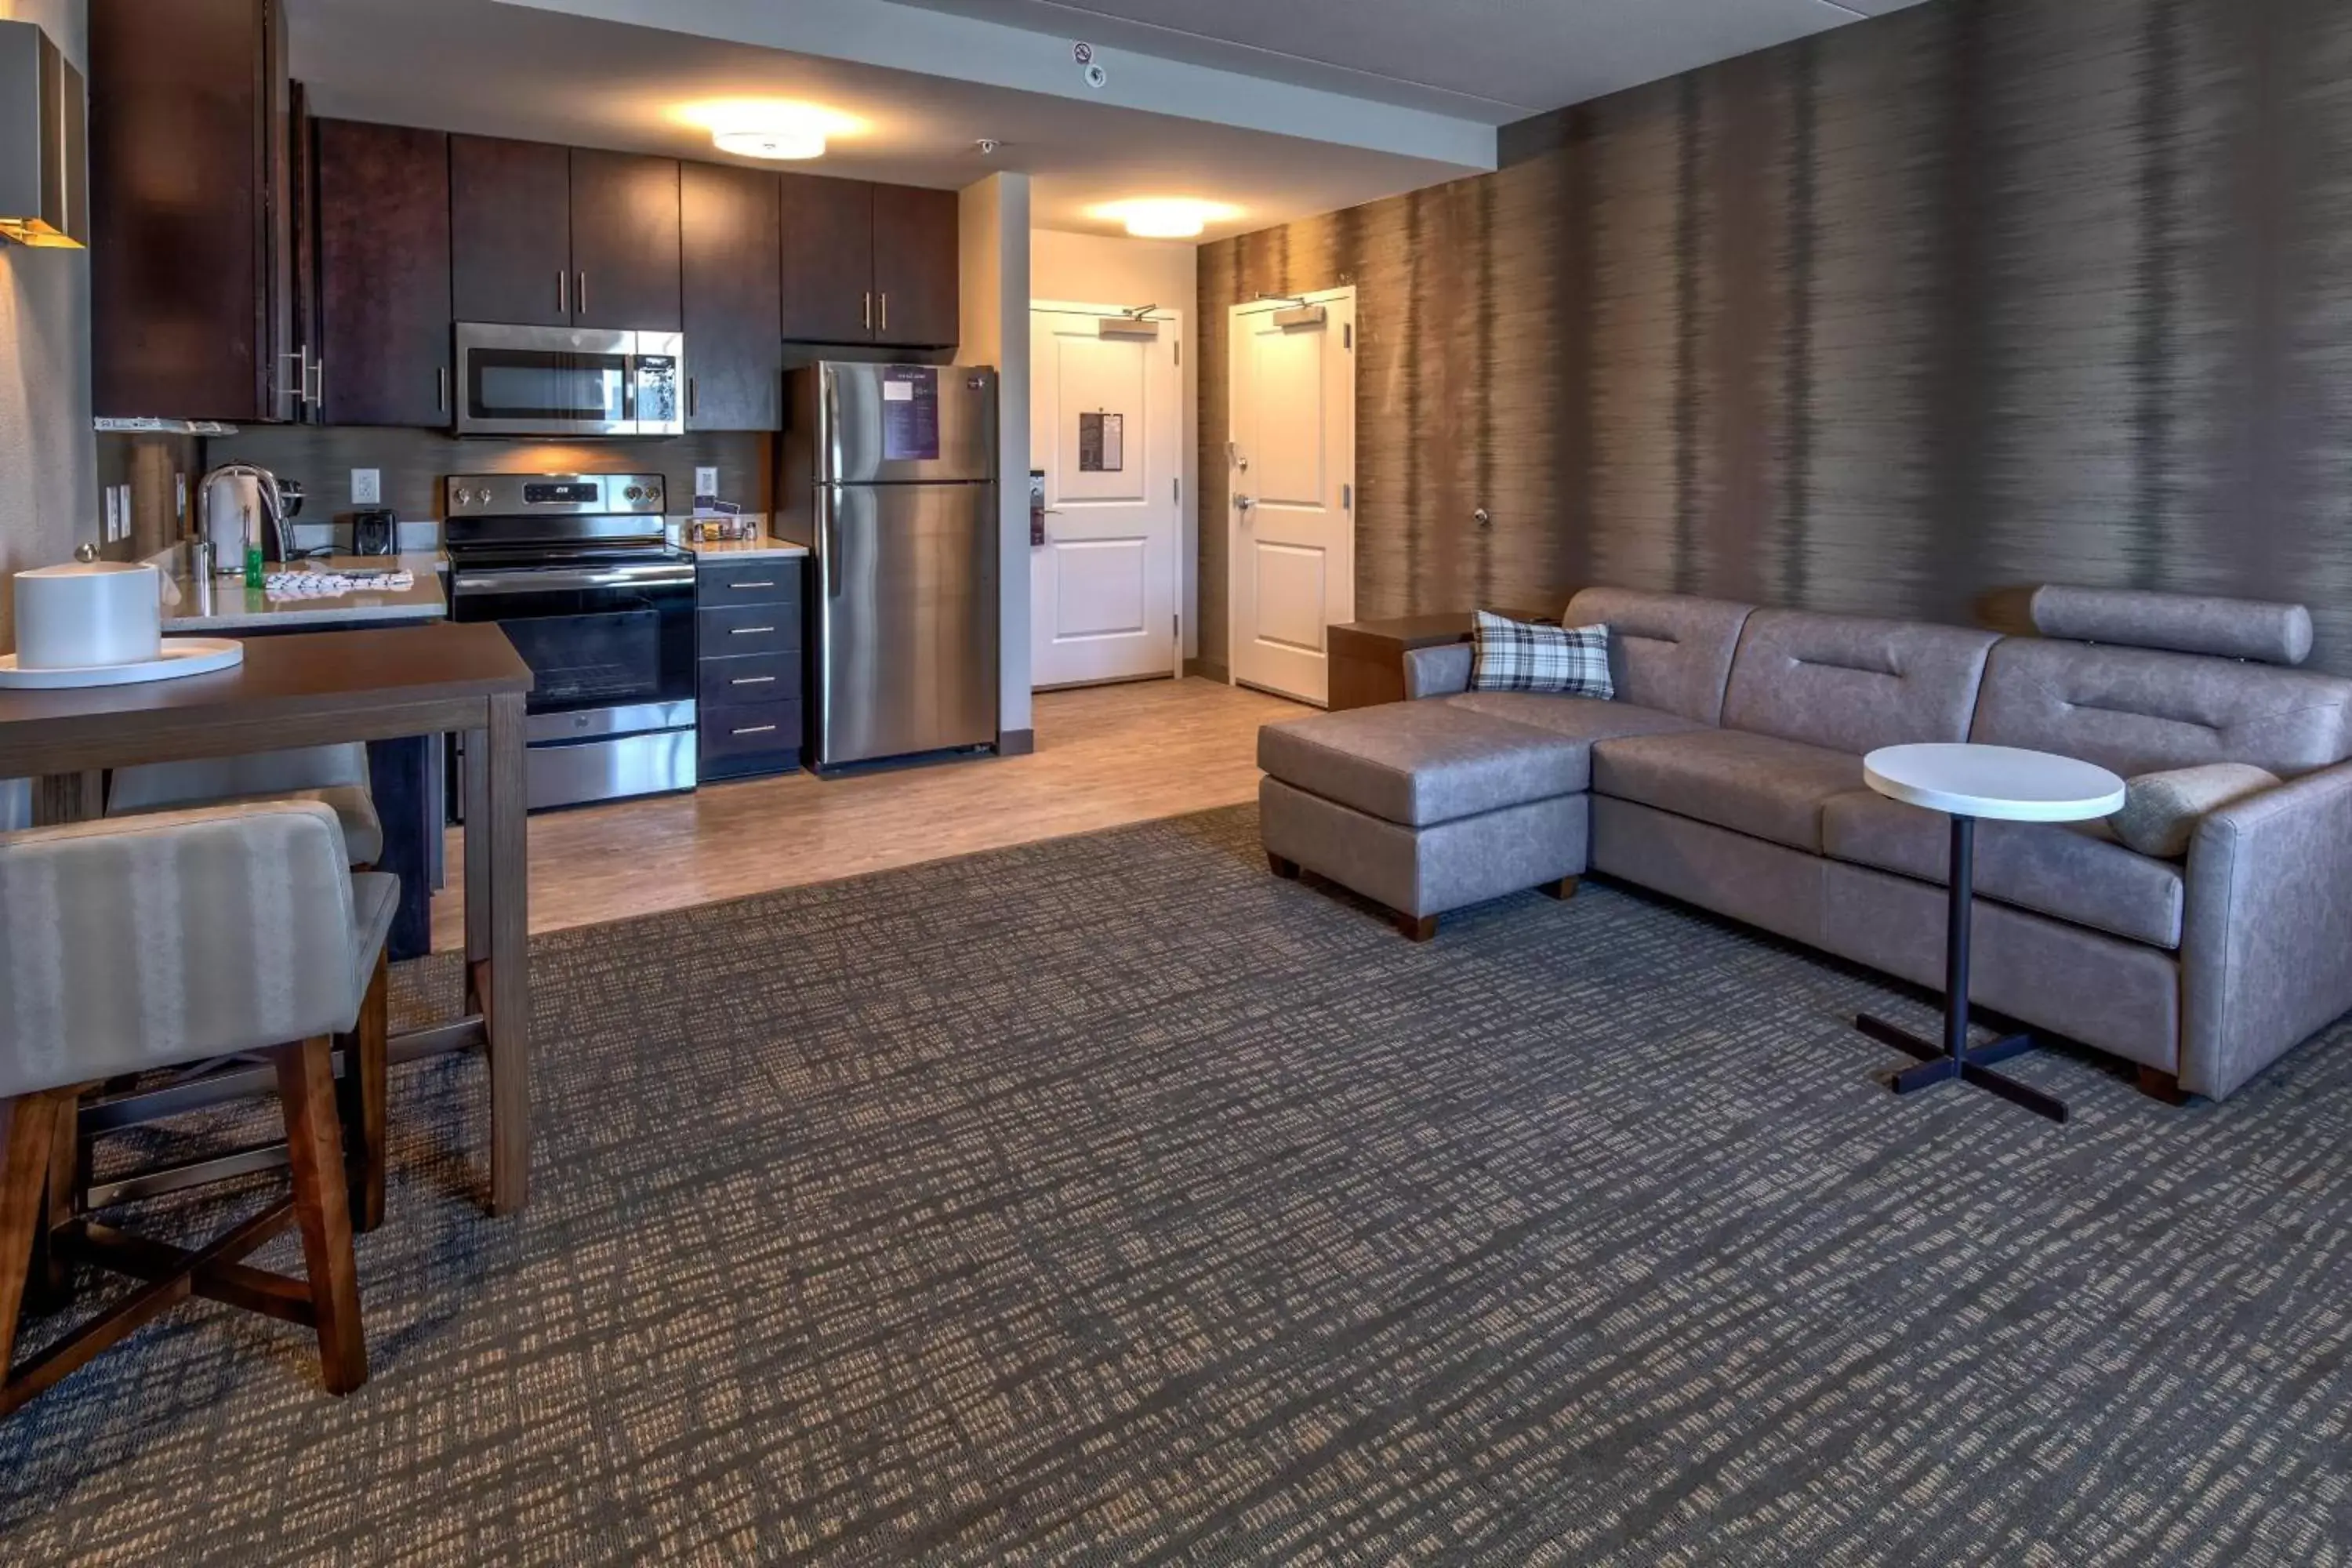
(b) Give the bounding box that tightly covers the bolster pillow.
[2029,585,2314,667]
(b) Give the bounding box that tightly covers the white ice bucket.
[13,560,165,670]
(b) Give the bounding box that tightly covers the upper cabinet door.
[451,136,572,327]
[779,173,875,343]
[315,120,452,427]
[570,150,682,331]
[682,162,782,431]
[871,185,960,349]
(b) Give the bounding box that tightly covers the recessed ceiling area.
[289,0,1929,242]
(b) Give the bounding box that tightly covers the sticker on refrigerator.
[1079,412,1124,472]
[881,365,941,461]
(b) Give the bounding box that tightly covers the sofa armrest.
[1403,644,1473,699]
[2180,761,2352,1099]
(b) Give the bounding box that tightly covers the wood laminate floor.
[433,676,1305,948]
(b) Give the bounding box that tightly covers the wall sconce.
[0,20,88,248]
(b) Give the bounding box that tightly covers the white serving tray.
[0,637,245,689]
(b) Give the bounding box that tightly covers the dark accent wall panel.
[1200,0,2352,675]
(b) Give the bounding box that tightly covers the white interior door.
[1227,289,1356,706]
[1029,304,1183,690]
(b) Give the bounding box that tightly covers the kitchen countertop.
[677,532,809,561]
[164,553,448,633]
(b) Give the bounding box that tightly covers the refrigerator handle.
[819,485,841,599]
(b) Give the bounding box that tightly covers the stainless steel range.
[445,473,697,810]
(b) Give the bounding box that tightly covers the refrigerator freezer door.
[821,363,997,485]
[818,480,1000,765]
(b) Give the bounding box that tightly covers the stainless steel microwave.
[453,323,684,437]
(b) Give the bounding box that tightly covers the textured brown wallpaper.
[1200,0,2352,676]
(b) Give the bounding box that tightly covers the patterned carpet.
[4,804,2350,1565]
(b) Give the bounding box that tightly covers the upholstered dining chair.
[107,742,383,869]
[0,800,396,1414]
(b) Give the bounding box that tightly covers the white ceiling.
[891,0,1929,122]
[289,0,1926,242]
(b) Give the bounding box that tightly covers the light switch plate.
[695,466,719,501]
[352,468,383,506]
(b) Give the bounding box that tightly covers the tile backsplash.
[198,426,772,529]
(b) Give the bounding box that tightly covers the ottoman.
[1257,702,1591,939]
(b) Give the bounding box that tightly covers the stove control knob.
[450,487,470,507]
[625,485,645,503]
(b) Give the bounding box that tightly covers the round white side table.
[1853,742,2127,1124]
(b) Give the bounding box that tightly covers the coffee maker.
[197,464,301,568]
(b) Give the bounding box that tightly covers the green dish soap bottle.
[242,502,264,589]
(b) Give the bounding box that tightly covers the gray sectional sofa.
[1257,586,2352,1103]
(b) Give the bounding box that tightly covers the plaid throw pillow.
[1469,612,1614,698]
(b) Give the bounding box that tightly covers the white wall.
[0,0,94,660]
[959,172,1033,742]
[1029,227,1200,663]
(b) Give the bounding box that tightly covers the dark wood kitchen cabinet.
[871,184,960,348]
[450,136,572,328]
[89,0,300,422]
[314,120,452,427]
[569,150,681,331]
[778,172,876,344]
[451,136,681,330]
[681,162,782,431]
[779,174,958,348]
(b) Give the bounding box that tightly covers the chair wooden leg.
[0,1092,64,1387]
[1396,910,1439,942]
[27,1090,81,1310]
[335,951,390,1234]
[274,1038,368,1396]
[2136,1066,2190,1106]
[1538,877,1579,902]
[1268,852,1301,880]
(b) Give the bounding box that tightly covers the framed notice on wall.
[1079,412,1124,472]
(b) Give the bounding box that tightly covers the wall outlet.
[351,467,383,506]
[695,466,719,503]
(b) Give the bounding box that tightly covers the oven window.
[454,581,695,714]
[468,351,628,424]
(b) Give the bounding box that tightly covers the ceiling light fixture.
[712,125,827,161]
[1091,198,1240,240]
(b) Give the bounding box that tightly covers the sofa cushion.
[1970,638,2352,779]
[1592,728,1865,851]
[1822,790,2186,949]
[1561,588,1755,726]
[1441,691,1702,745]
[2110,764,2282,859]
[2030,584,2314,667]
[1470,612,1613,698]
[1258,702,1588,828]
[1722,610,1999,757]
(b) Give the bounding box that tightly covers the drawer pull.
[730,625,778,636]
[729,675,776,686]
[730,724,779,737]
[729,579,777,590]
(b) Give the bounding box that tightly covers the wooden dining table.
[0,622,537,1215]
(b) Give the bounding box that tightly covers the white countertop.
[678,532,809,561]
[164,553,448,633]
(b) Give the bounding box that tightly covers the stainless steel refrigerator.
[779,362,1000,769]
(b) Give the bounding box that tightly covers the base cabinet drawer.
[699,601,800,656]
[701,698,804,779]
[697,559,801,607]
[699,650,800,708]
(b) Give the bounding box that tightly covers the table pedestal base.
[1855,1013,2067,1123]
[1851,813,2071,1125]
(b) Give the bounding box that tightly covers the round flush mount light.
[1091,198,1241,239]
[713,125,827,161]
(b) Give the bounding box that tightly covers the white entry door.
[1029,304,1184,689]
[1227,289,1356,706]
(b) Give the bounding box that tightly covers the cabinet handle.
[578,270,588,316]
[862,292,872,332]
[437,365,449,414]
[558,270,568,314]
[687,376,697,419]
[310,352,325,410]
[730,724,779,737]
[879,292,888,333]
[730,625,777,635]
[729,674,775,687]
[729,579,776,590]
[280,350,306,415]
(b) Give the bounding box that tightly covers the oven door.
[456,324,641,437]
[449,561,698,738]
